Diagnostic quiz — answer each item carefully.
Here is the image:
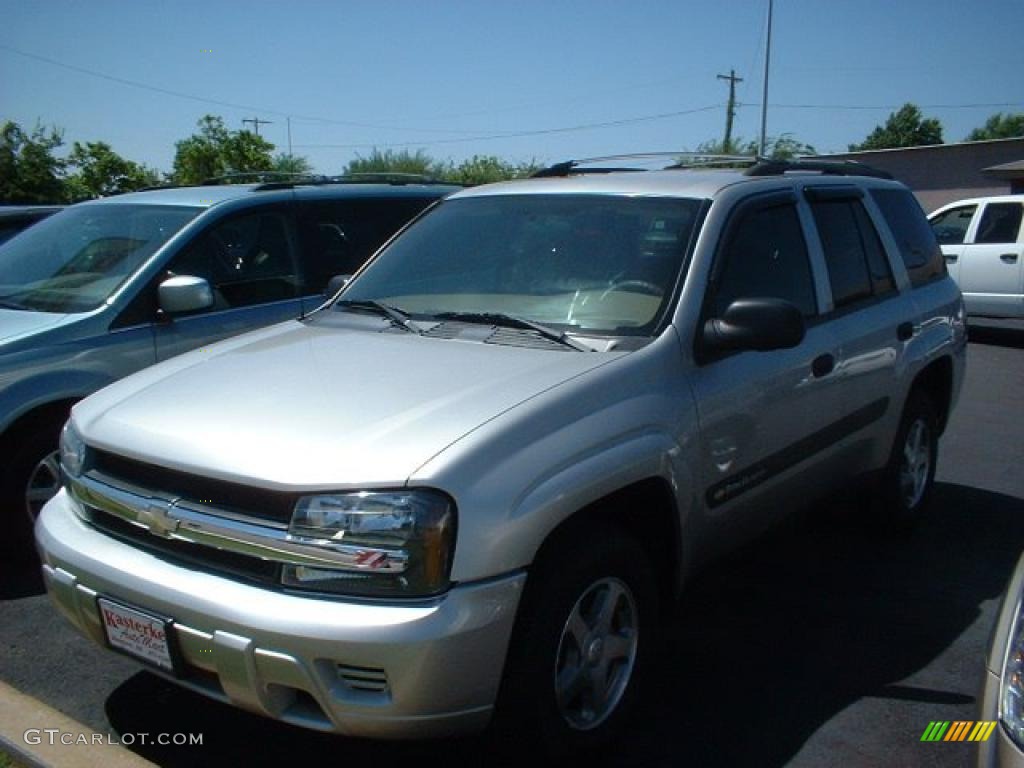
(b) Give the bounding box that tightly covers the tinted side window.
[713,203,817,318]
[930,205,976,245]
[296,198,435,293]
[169,209,299,309]
[975,203,1023,244]
[855,203,895,296]
[811,199,895,309]
[870,188,945,287]
[811,201,871,308]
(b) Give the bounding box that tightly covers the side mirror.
[702,297,806,353]
[325,274,353,296]
[158,275,214,315]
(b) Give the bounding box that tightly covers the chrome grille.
[91,449,298,524]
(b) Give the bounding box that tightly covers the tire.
[877,390,938,530]
[0,410,69,556]
[494,521,658,757]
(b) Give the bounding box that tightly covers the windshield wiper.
[335,299,421,334]
[432,311,588,351]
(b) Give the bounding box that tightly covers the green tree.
[344,148,436,176]
[171,115,275,184]
[272,152,314,175]
[438,155,541,185]
[0,120,66,204]
[64,141,160,201]
[688,133,816,162]
[756,134,817,160]
[849,103,943,151]
[966,113,1024,141]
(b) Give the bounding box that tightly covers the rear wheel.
[495,521,658,756]
[878,390,938,530]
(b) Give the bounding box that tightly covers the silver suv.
[35,159,966,753]
[0,179,457,552]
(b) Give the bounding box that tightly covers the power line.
[740,101,1022,111]
[3,41,1018,152]
[294,99,1023,151]
[0,43,483,135]
[293,104,725,150]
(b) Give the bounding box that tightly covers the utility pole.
[242,117,273,136]
[717,69,743,153]
[759,0,774,157]
[287,117,292,156]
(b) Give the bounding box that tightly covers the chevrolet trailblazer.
[36,158,966,753]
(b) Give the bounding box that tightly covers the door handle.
[1000,253,1019,263]
[897,322,914,342]
[944,253,958,263]
[811,353,835,378]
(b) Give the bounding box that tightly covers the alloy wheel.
[899,418,931,510]
[554,577,639,731]
[25,450,61,523]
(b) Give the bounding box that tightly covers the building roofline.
[815,136,1024,158]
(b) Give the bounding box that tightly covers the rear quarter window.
[869,188,946,287]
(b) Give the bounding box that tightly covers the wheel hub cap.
[554,576,639,731]
[25,450,62,523]
[899,418,931,509]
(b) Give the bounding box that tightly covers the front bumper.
[35,490,525,739]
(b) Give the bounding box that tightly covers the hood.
[75,321,623,489]
[0,308,69,344]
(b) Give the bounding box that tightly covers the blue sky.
[2,0,1022,176]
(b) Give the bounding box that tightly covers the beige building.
[814,137,1024,213]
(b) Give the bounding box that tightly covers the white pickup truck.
[930,194,1024,319]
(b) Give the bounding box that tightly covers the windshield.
[0,204,199,312]
[339,194,703,336]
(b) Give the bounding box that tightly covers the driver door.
[689,193,843,547]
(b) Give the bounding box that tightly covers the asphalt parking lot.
[2,319,1022,768]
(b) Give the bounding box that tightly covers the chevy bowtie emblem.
[138,500,180,539]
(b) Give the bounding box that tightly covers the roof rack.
[327,172,450,185]
[202,172,330,186]
[531,160,646,178]
[743,159,893,179]
[133,183,194,193]
[532,152,758,178]
[246,173,456,191]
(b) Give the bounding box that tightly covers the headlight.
[281,490,456,597]
[59,421,86,479]
[1002,597,1024,746]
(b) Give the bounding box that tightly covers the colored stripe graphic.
[920,721,997,742]
[921,722,950,741]
[969,722,998,742]
[945,721,972,741]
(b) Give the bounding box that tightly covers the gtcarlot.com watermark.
[24,728,203,746]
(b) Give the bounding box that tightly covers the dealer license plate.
[97,597,177,673]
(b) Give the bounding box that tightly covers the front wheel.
[0,411,69,555]
[494,522,658,756]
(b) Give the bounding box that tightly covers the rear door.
[804,186,906,470]
[958,200,1024,317]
